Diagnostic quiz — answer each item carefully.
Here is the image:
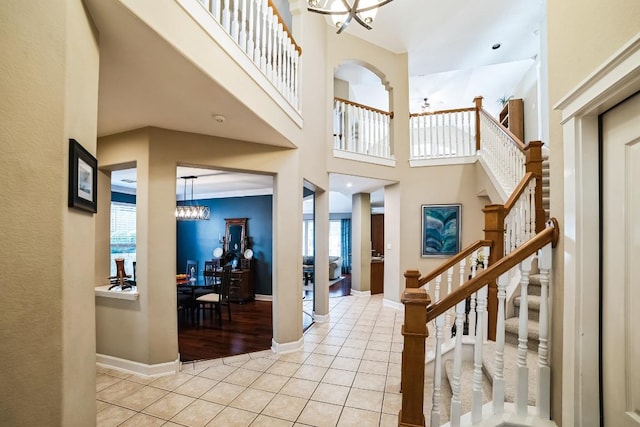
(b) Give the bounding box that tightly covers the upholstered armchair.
[329,256,342,280]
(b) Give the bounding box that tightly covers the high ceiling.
[92,0,544,212]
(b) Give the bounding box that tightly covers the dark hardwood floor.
[178,300,273,362]
[178,274,352,362]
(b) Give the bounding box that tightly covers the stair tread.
[514,294,543,311]
[504,317,540,341]
[444,357,492,416]
[482,341,538,405]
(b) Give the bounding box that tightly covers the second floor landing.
[86,0,303,147]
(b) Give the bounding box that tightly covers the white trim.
[96,353,180,377]
[350,289,371,296]
[271,336,304,354]
[94,285,139,300]
[332,149,396,167]
[555,31,640,121]
[255,294,273,301]
[554,32,640,427]
[383,298,403,310]
[409,155,477,168]
[312,312,330,322]
[476,154,509,202]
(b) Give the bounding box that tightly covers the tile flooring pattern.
[96,294,412,426]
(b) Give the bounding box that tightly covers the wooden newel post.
[473,96,483,151]
[524,140,545,233]
[404,270,421,289]
[399,288,431,427]
[483,204,505,341]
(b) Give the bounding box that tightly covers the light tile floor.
[96,294,411,426]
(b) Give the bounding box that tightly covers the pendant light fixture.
[175,176,210,221]
[307,0,394,34]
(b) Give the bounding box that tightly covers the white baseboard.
[96,353,180,377]
[350,289,371,296]
[313,312,330,323]
[383,298,403,310]
[255,294,273,301]
[271,336,304,354]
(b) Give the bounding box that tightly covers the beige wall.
[97,128,305,361]
[547,0,640,423]
[0,1,99,425]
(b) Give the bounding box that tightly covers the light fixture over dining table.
[307,0,395,34]
[175,176,210,221]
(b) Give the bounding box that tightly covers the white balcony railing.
[196,0,300,111]
[409,107,477,160]
[333,97,393,160]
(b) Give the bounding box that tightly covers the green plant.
[498,94,513,106]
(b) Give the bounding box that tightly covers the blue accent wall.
[177,195,273,295]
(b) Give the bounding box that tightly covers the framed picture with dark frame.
[421,204,461,257]
[68,138,97,213]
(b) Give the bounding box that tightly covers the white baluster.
[530,179,537,239]
[230,0,239,41]
[481,246,490,343]
[222,0,231,32]
[292,52,299,110]
[265,8,273,81]
[468,250,478,338]
[450,300,466,426]
[434,275,441,302]
[212,0,221,22]
[259,0,266,72]
[431,314,444,427]
[493,272,508,414]
[238,0,247,50]
[472,284,487,423]
[247,0,255,56]
[444,267,454,342]
[516,254,534,415]
[537,243,552,418]
[274,19,282,89]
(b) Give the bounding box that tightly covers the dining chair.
[108,258,134,290]
[195,265,232,326]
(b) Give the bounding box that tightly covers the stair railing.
[409,102,479,160]
[399,218,559,427]
[195,0,301,110]
[407,240,493,348]
[477,108,526,196]
[333,97,394,159]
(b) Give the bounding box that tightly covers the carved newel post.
[399,287,431,427]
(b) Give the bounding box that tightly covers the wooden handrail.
[334,97,394,119]
[268,0,302,56]
[479,108,526,152]
[503,172,535,214]
[417,240,493,287]
[426,218,559,322]
[409,107,475,118]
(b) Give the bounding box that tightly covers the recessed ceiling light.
[212,114,226,124]
[346,182,353,188]
[492,43,501,50]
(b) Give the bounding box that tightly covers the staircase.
[401,99,556,427]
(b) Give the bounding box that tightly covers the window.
[328,220,341,257]
[110,201,136,277]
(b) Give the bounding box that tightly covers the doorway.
[302,183,316,331]
[601,92,640,426]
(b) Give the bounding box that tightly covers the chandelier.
[307,0,394,34]
[175,176,210,221]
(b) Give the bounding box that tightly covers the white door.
[602,92,640,426]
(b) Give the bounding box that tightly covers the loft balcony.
[85,0,302,147]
